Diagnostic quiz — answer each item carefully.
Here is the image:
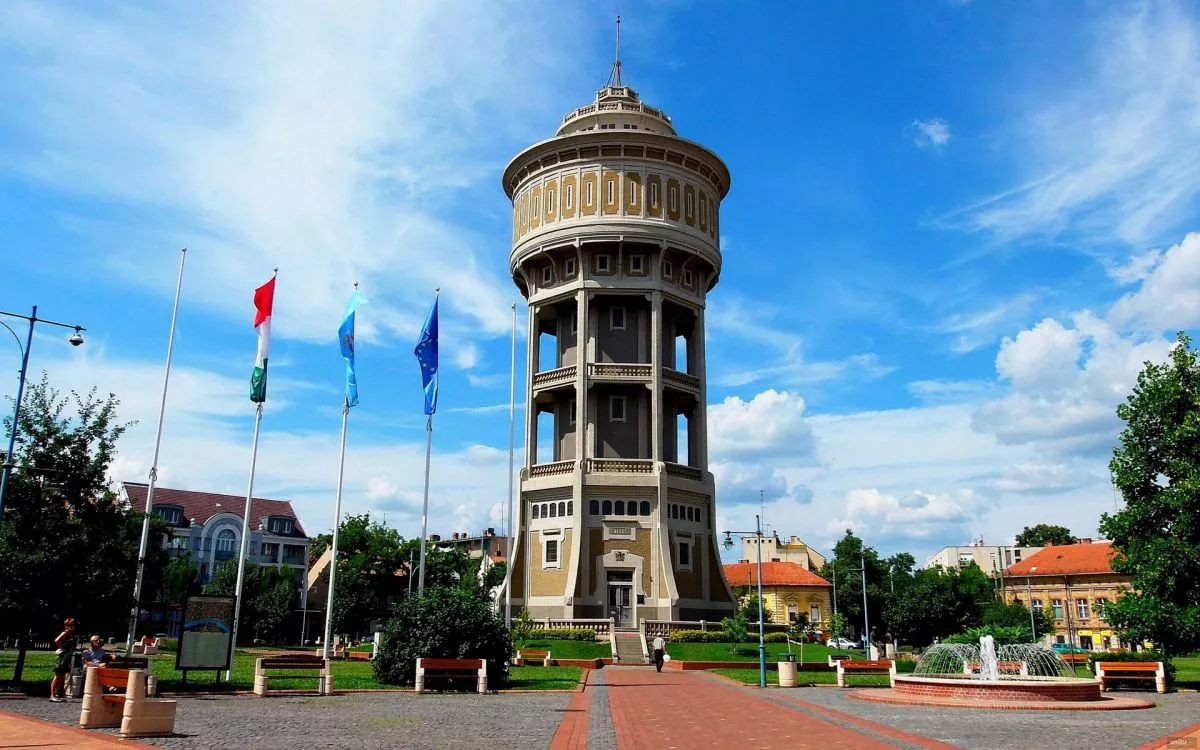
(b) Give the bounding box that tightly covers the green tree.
[738,588,772,623]
[818,530,888,639]
[981,600,1055,638]
[827,612,848,641]
[159,555,200,606]
[720,611,748,650]
[206,559,297,642]
[884,564,998,646]
[1014,524,1078,547]
[1101,332,1200,658]
[0,376,161,682]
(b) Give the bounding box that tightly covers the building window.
[566,501,573,516]
[585,181,594,205]
[566,184,574,209]
[640,501,651,516]
[629,255,644,274]
[610,306,626,330]
[216,529,236,553]
[606,180,615,204]
[262,542,279,559]
[542,266,553,285]
[686,192,694,216]
[682,269,694,288]
[602,500,613,515]
[1014,549,1023,562]
[615,500,626,515]
[155,507,182,524]
[958,553,974,566]
[548,189,556,213]
[532,505,540,520]
[1051,599,1064,620]
[1076,599,1089,619]
[596,254,611,273]
[1032,598,1043,611]
[569,399,576,425]
[549,503,557,518]
[686,507,694,522]
[533,195,540,216]
[570,311,578,335]
[669,187,678,213]
[810,604,821,623]
[670,504,678,520]
[558,501,566,517]
[267,517,294,535]
[662,260,673,280]
[589,500,600,515]
[1096,598,1108,618]
[545,539,559,565]
[565,257,577,277]
[677,539,691,569]
[650,183,659,208]
[609,395,627,422]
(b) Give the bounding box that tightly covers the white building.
[740,533,827,571]
[925,538,1042,574]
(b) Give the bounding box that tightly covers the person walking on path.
[652,635,666,672]
[50,618,78,702]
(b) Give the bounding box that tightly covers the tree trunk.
[12,634,28,683]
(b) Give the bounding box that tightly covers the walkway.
[555,666,956,749]
[0,709,151,749]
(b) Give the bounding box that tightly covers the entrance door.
[608,584,632,627]
[1079,635,1094,651]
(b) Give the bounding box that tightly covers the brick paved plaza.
[2,667,1197,749]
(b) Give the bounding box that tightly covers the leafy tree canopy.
[206,559,297,642]
[1014,524,1078,547]
[818,530,889,638]
[1101,332,1200,657]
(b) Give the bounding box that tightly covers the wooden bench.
[1060,652,1090,666]
[1094,661,1166,694]
[515,649,551,667]
[106,657,157,697]
[79,667,176,737]
[836,659,896,688]
[827,654,851,667]
[415,657,487,694]
[254,655,333,697]
[314,643,348,659]
[965,660,1029,676]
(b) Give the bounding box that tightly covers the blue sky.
[1,0,1198,564]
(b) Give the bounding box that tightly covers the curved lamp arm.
[0,320,24,359]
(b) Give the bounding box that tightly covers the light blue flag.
[338,290,368,407]
[414,295,439,416]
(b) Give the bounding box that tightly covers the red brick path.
[601,666,952,748]
[0,709,152,748]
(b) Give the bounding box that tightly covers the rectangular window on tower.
[610,306,626,331]
[609,395,627,422]
[629,255,644,274]
[564,257,577,278]
[662,260,673,280]
[545,539,558,564]
[566,184,574,209]
[595,254,612,274]
[541,266,553,285]
[682,269,695,288]
[569,399,576,425]
[676,538,692,570]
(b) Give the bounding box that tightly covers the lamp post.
[0,306,86,521]
[722,515,767,688]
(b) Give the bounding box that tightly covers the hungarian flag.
[250,274,276,403]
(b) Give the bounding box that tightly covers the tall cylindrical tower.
[503,75,736,624]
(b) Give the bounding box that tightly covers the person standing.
[652,635,666,672]
[50,618,78,702]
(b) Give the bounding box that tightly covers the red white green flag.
[250,274,276,403]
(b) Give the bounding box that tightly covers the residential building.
[432,528,509,566]
[1004,539,1132,651]
[740,533,826,571]
[926,538,1042,574]
[500,55,737,625]
[121,482,310,586]
[723,562,833,628]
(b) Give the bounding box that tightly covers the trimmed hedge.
[764,632,789,644]
[529,628,600,642]
[667,630,727,643]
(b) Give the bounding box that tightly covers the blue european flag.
[338,290,368,407]
[414,295,439,416]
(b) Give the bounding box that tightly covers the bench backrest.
[1097,662,1159,672]
[109,657,150,670]
[260,656,327,669]
[521,650,549,658]
[420,658,484,671]
[96,667,135,691]
[842,660,892,669]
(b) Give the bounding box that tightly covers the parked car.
[1051,643,1090,654]
[826,637,860,649]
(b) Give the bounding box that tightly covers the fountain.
[850,636,1155,710]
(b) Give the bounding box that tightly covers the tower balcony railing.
[532,364,577,389]
[664,462,703,481]
[662,368,701,390]
[587,363,652,381]
[529,460,576,478]
[587,458,655,474]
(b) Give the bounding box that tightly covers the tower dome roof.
[555,84,677,137]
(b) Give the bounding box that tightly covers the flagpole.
[322,401,350,659]
[228,401,264,679]
[504,302,516,629]
[418,413,433,595]
[126,247,187,655]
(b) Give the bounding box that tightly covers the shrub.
[667,630,727,643]
[156,638,178,653]
[764,632,789,644]
[944,625,1030,646]
[721,613,748,650]
[529,627,601,642]
[372,586,510,689]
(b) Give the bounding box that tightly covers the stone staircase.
[613,630,647,665]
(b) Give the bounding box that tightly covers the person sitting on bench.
[83,636,112,667]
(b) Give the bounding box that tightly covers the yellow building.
[723,561,833,627]
[1004,540,1133,652]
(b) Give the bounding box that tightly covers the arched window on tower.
[615,500,626,515]
[549,503,557,518]
[589,500,600,515]
[532,505,540,520]
[558,501,566,517]
[602,500,613,515]
[216,529,236,553]
[640,501,651,516]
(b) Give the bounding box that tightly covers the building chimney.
[1079,538,1092,544]
[430,534,441,542]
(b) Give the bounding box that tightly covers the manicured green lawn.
[665,641,855,663]
[508,665,582,690]
[711,668,893,686]
[517,639,610,660]
[1175,655,1200,688]
[2,650,581,693]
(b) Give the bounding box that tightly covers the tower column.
[575,289,590,462]
[650,290,663,462]
[525,304,539,468]
[694,307,709,468]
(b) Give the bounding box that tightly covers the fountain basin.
[892,674,1102,702]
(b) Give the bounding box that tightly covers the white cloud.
[936,291,1042,353]
[708,390,815,460]
[826,488,985,545]
[994,318,1082,394]
[910,118,952,150]
[0,0,587,349]
[1108,232,1200,330]
[985,462,1096,494]
[907,379,997,405]
[940,2,1200,246]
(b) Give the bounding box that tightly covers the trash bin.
[778,654,797,688]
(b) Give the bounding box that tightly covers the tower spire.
[607,15,623,87]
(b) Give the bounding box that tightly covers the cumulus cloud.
[826,487,986,544]
[1108,232,1200,331]
[984,462,1095,494]
[910,118,952,150]
[708,390,816,461]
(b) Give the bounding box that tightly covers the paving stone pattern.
[586,666,616,750]
[3,691,570,750]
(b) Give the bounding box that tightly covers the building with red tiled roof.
[1003,539,1133,653]
[121,482,310,585]
[723,561,833,628]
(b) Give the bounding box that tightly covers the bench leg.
[253,675,269,697]
[1156,676,1166,694]
[320,671,335,696]
[477,671,487,694]
[415,671,425,694]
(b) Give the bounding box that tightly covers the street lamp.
[0,306,86,521]
[722,514,767,688]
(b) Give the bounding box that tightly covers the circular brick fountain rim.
[850,675,1155,711]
